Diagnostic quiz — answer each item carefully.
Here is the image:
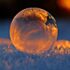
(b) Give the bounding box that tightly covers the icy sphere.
[10,8,58,55]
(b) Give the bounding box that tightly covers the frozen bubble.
[10,8,58,55]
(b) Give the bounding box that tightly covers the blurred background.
[0,0,70,19]
[0,0,70,40]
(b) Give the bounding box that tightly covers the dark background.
[0,0,70,20]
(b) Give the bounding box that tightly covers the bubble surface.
[10,8,58,54]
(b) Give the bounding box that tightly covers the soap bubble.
[10,8,58,55]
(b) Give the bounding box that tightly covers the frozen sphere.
[10,8,58,55]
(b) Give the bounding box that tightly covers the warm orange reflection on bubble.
[57,0,70,11]
[10,8,58,55]
[53,40,70,54]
